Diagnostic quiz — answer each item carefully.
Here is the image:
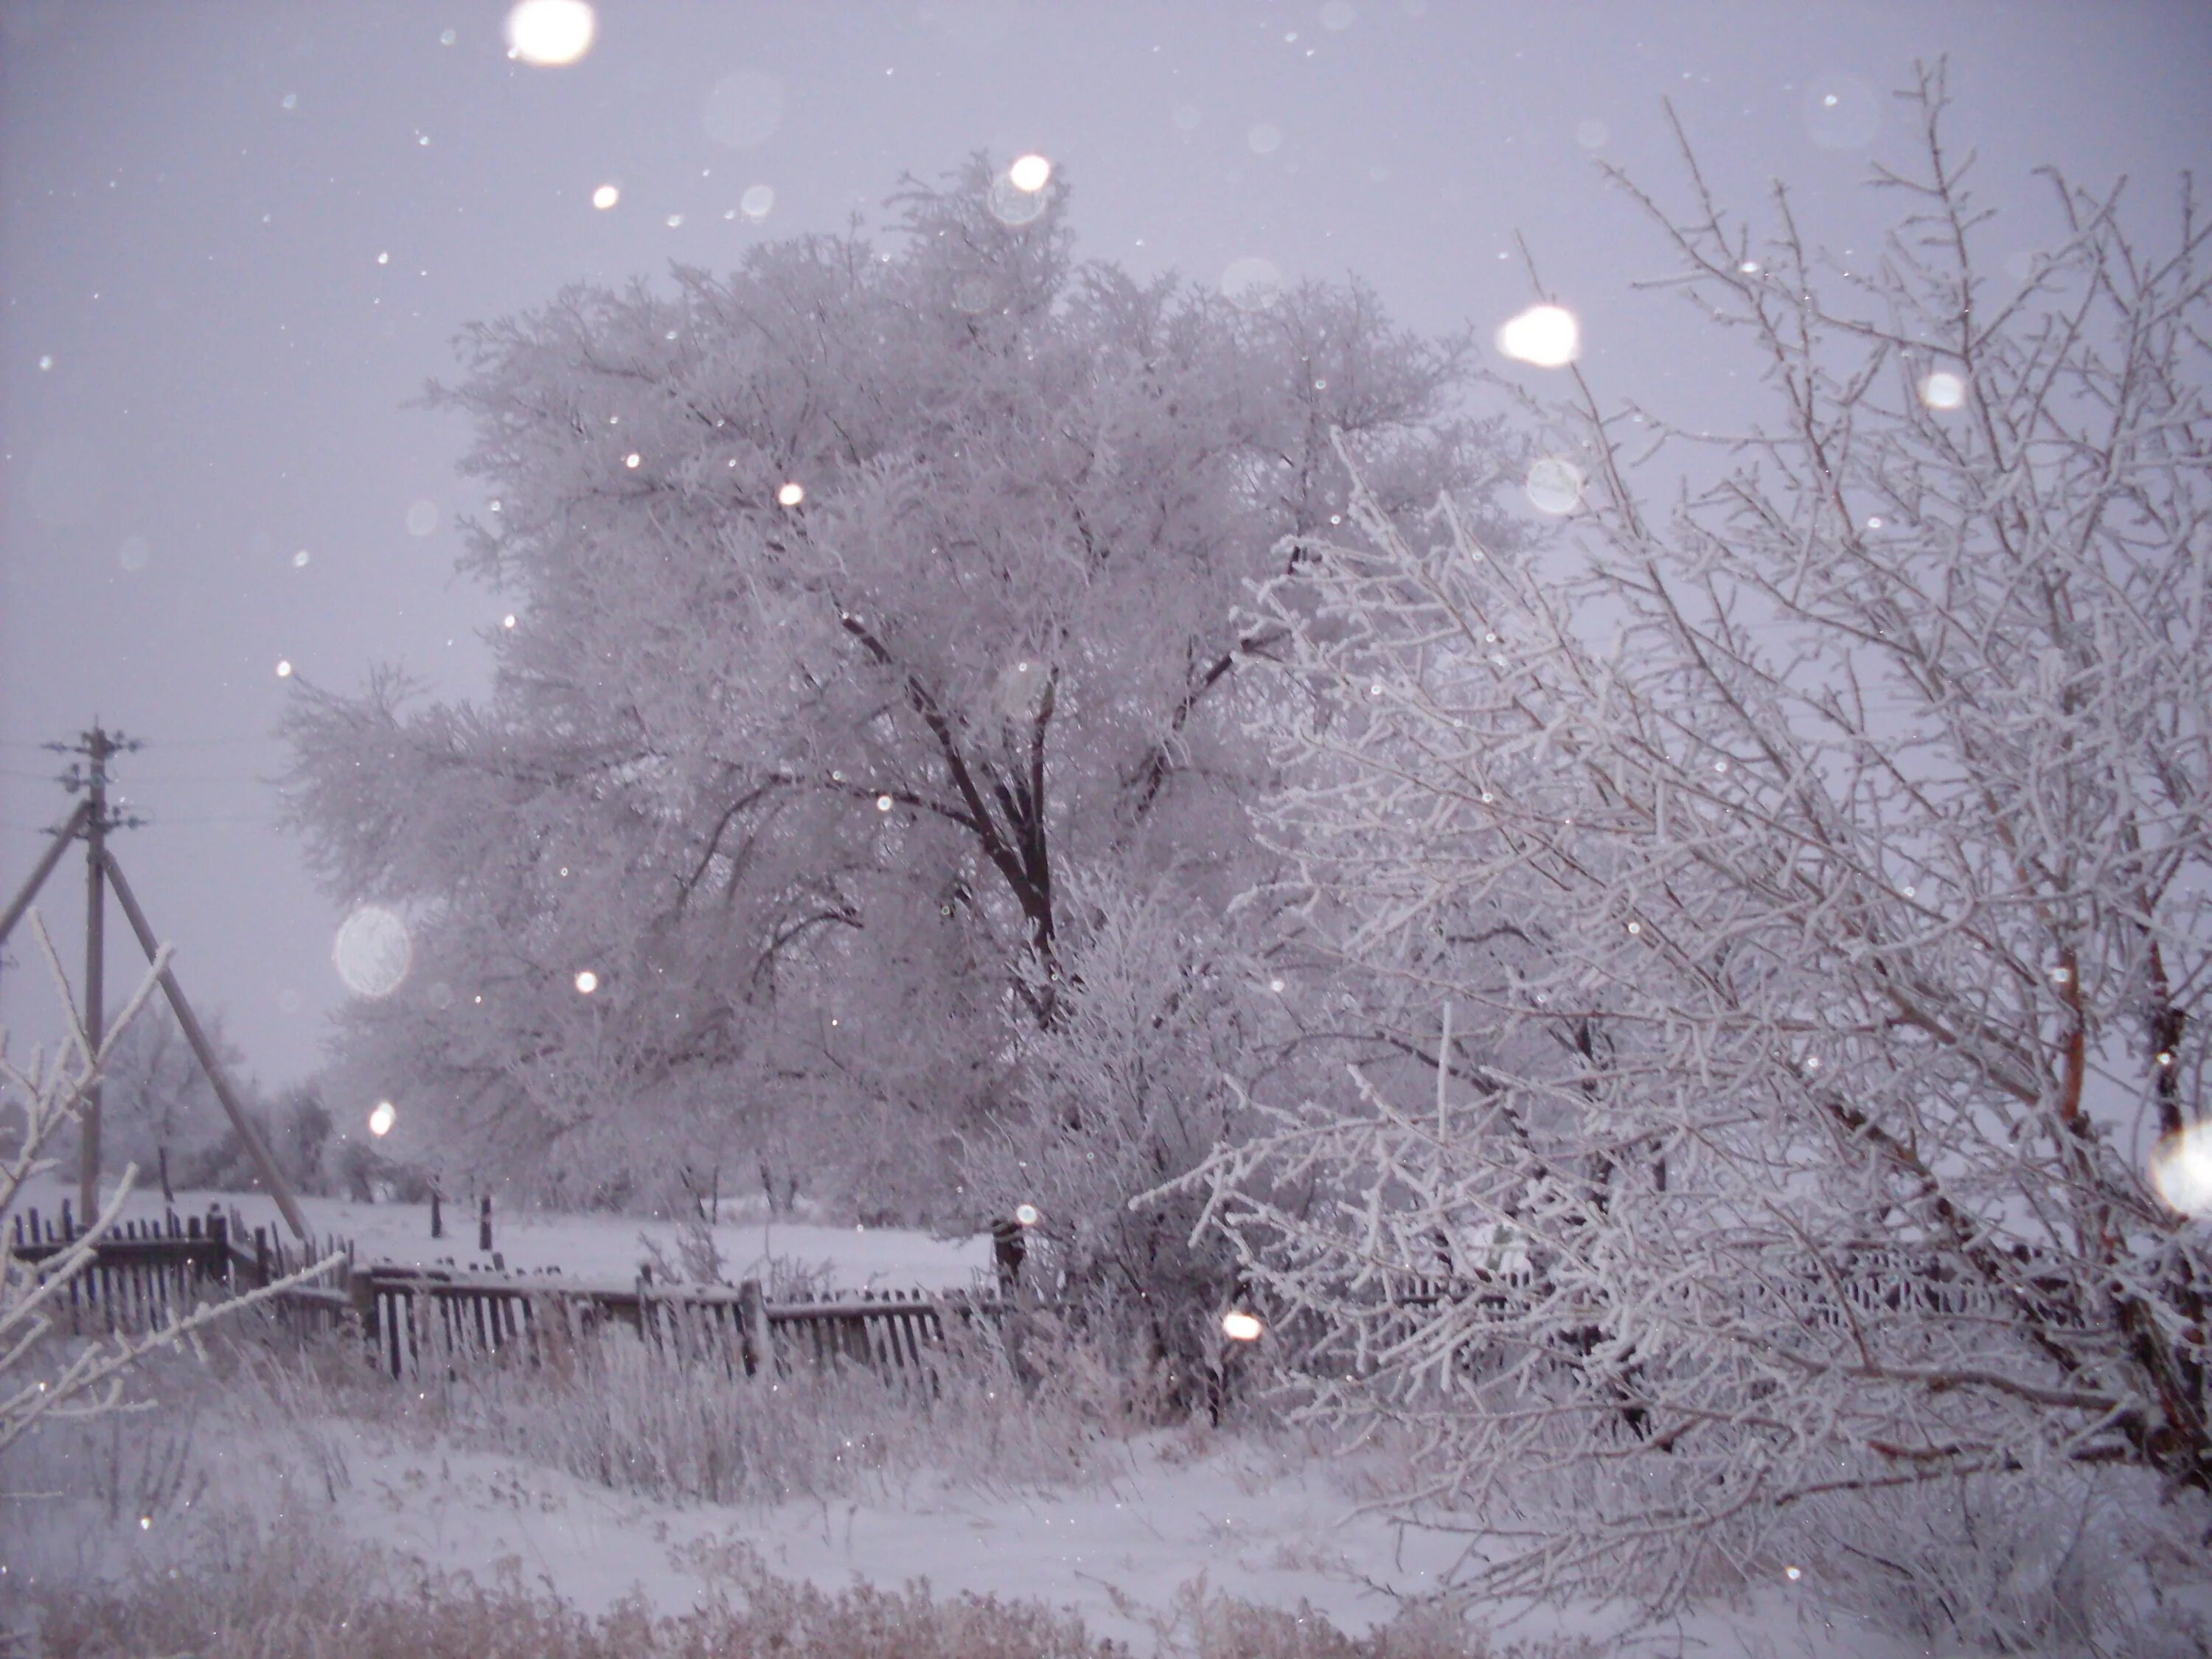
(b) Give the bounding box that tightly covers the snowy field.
[20,1411,1917,1658]
[7,1175,1918,1657]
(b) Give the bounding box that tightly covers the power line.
[111,772,279,784]
[7,766,280,785]
[4,735,271,752]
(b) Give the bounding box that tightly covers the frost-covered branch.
[1,913,345,1461]
[1192,68,2212,1612]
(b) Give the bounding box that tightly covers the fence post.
[738,1278,772,1378]
[990,1217,1026,1293]
[479,1194,493,1254]
[349,1270,382,1368]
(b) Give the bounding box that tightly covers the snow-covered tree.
[282,159,1509,1212]
[967,870,1281,1409]
[78,1004,243,1200]
[1189,69,2212,1618]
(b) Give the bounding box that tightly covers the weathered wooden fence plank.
[13,1217,1018,1387]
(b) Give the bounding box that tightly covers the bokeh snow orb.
[1221,255,1284,312]
[740,183,775,220]
[1496,304,1580,368]
[1920,370,1967,411]
[118,535,150,572]
[292,548,311,568]
[1524,456,1585,515]
[368,1100,396,1138]
[776,481,805,507]
[591,183,619,209]
[1802,73,1880,150]
[703,69,785,149]
[1574,117,1609,149]
[1222,1310,1264,1342]
[995,657,1048,719]
[275,659,293,678]
[987,171,1050,226]
[1171,102,1202,132]
[333,905,412,998]
[2152,1122,2212,1217]
[504,0,595,66]
[1007,153,1052,193]
[574,969,599,994]
[405,499,439,537]
[1247,121,1283,155]
[951,274,996,314]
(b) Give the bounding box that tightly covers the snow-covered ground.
[8,1175,1916,1655]
[23,1400,1910,1658]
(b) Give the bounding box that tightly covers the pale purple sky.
[4,0,2207,1090]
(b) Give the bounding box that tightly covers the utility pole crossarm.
[97,849,312,1242]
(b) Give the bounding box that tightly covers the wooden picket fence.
[349,1264,1009,1384]
[9,1206,1015,1387]
[8,1202,251,1335]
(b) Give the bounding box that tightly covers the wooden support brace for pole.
[97,848,312,1242]
[0,800,91,951]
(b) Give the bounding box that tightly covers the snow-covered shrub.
[64,1001,239,1195]
[1189,66,2212,1624]
[636,1213,732,1287]
[1770,1467,2212,1659]
[969,874,1271,1416]
[181,1082,335,1196]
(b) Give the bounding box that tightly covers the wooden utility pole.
[80,723,114,1223]
[0,723,310,1241]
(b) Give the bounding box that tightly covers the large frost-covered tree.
[283,159,1506,1212]
[1189,72,2212,1632]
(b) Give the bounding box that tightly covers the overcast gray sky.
[4,0,2208,1093]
